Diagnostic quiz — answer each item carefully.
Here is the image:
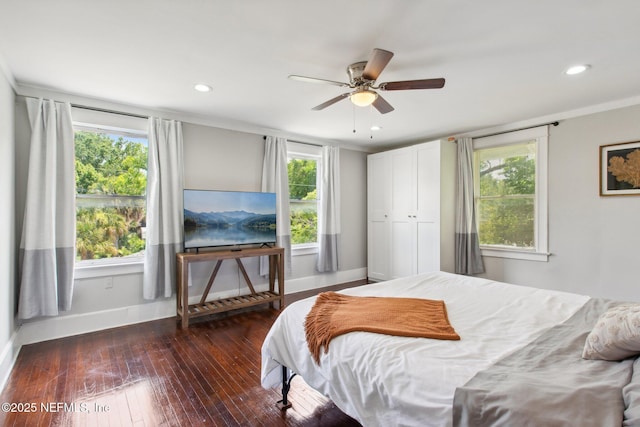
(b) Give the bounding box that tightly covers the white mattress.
[261,272,589,427]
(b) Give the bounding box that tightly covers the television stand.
[176,246,285,328]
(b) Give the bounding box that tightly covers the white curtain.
[18,98,76,319]
[143,117,184,299]
[317,146,341,272]
[261,136,291,274]
[455,137,485,275]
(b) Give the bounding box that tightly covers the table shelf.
[176,246,285,327]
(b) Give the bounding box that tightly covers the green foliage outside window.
[75,130,148,260]
[288,158,318,245]
[476,143,536,248]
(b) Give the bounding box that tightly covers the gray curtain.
[261,136,292,274]
[317,146,340,272]
[143,117,184,299]
[455,137,485,275]
[18,98,76,319]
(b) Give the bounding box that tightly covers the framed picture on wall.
[600,141,640,196]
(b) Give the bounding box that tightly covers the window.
[74,126,148,265]
[287,143,321,250]
[473,126,548,261]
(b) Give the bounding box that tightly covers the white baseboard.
[17,299,175,346]
[285,267,367,294]
[0,331,21,393]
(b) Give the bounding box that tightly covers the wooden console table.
[176,246,284,328]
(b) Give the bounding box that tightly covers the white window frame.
[287,142,321,256]
[473,126,549,262]
[72,115,148,278]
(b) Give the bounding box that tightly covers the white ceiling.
[1,0,640,149]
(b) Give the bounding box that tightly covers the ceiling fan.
[289,48,445,114]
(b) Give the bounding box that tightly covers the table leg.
[181,260,189,328]
[277,252,285,309]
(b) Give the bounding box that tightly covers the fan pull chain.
[352,104,356,133]
[370,105,374,139]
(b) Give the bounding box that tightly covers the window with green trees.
[475,141,536,249]
[288,156,318,245]
[75,129,148,262]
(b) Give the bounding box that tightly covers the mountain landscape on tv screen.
[184,209,276,230]
[184,209,276,248]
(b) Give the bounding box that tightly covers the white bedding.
[261,271,590,427]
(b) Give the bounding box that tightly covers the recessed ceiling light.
[565,64,590,75]
[194,83,212,92]
[370,125,382,131]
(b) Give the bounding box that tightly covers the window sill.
[480,247,549,262]
[291,244,319,257]
[75,258,144,279]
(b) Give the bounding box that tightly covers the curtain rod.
[71,103,149,120]
[23,96,149,119]
[455,121,560,141]
[263,136,323,147]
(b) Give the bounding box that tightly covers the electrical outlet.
[105,277,113,289]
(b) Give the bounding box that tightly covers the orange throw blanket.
[305,291,460,364]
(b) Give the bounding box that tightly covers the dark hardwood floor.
[0,282,366,427]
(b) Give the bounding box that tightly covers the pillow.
[582,303,640,361]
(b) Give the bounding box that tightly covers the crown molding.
[457,95,640,140]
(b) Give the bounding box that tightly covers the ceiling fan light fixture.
[350,89,378,107]
[293,48,443,115]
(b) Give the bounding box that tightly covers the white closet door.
[390,147,416,278]
[416,144,441,273]
[367,153,391,280]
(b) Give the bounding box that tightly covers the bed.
[261,271,640,426]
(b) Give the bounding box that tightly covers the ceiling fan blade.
[289,75,349,87]
[312,92,351,110]
[362,48,394,81]
[372,94,394,114]
[379,78,446,91]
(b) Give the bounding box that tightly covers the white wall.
[0,65,17,390]
[339,148,368,271]
[480,103,640,302]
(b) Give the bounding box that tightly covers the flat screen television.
[183,189,277,250]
